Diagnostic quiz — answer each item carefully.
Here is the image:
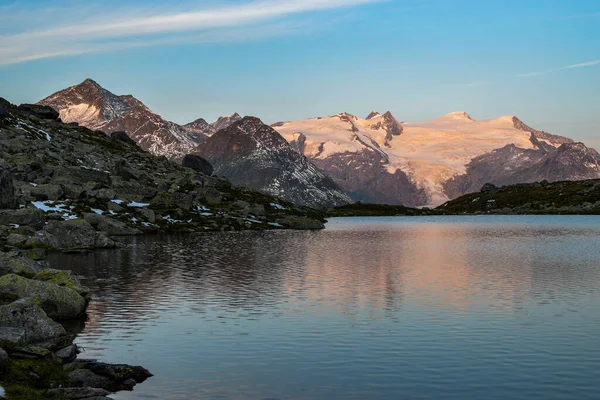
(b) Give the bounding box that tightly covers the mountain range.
[37,79,600,208]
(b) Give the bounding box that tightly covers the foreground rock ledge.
[0,252,152,399]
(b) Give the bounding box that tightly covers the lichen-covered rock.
[85,360,153,383]
[44,219,116,250]
[6,233,29,247]
[33,269,90,297]
[0,208,46,230]
[150,192,194,211]
[30,184,64,201]
[25,230,60,250]
[0,274,86,320]
[83,213,141,236]
[0,298,66,344]
[0,327,26,348]
[55,344,79,362]
[0,251,44,277]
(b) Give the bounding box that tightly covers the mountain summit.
[38,79,205,159]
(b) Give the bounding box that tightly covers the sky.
[0,0,599,147]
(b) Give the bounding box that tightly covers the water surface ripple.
[50,216,600,400]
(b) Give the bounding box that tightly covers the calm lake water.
[49,216,600,400]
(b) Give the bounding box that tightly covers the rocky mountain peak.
[366,111,382,120]
[212,113,242,132]
[443,111,475,121]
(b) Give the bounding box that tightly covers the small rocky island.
[0,99,327,398]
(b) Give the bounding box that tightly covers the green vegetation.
[1,358,70,399]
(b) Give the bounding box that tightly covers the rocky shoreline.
[0,99,329,398]
[0,251,152,399]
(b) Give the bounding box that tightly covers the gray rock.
[83,213,141,236]
[0,274,86,320]
[25,230,60,250]
[44,219,116,250]
[68,369,112,390]
[6,233,29,247]
[481,183,498,194]
[0,298,67,344]
[0,327,26,347]
[30,184,64,201]
[46,387,110,399]
[33,269,90,296]
[86,360,153,383]
[198,187,222,205]
[182,154,214,176]
[55,344,79,362]
[123,378,137,388]
[0,169,16,210]
[139,208,156,223]
[0,348,8,371]
[0,208,46,230]
[0,251,44,277]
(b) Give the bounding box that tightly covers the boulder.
[85,360,153,383]
[0,274,86,320]
[0,348,8,372]
[0,298,67,344]
[17,104,60,121]
[0,208,46,230]
[68,369,112,390]
[0,169,16,209]
[46,387,110,399]
[33,269,90,297]
[0,327,26,348]
[55,344,79,362]
[44,219,116,250]
[0,103,8,121]
[83,213,142,236]
[182,155,214,176]
[30,184,64,201]
[481,183,498,194]
[25,230,60,250]
[0,251,44,277]
[114,160,138,181]
[110,131,137,147]
[150,192,194,211]
[6,233,29,247]
[197,187,222,205]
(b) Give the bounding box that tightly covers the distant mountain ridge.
[273,111,600,207]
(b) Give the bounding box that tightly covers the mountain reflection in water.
[49,216,600,400]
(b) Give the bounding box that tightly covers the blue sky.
[0,0,599,146]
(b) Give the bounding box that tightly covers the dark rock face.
[480,183,498,194]
[312,150,427,206]
[110,131,137,147]
[0,169,16,209]
[17,104,60,121]
[194,117,352,208]
[182,154,214,176]
[444,142,600,199]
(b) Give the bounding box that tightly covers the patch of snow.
[40,129,51,141]
[268,222,283,227]
[9,223,20,229]
[201,212,213,217]
[127,202,150,208]
[91,208,104,215]
[269,203,287,210]
[111,200,124,204]
[108,210,117,216]
[30,183,38,187]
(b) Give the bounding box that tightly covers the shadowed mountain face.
[184,113,242,138]
[274,112,600,206]
[38,79,205,159]
[194,117,352,208]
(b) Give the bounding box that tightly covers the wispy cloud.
[518,59,600,77]
[0,0,383,66]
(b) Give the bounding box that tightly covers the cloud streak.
[0,0,382,66]
[518,59,600,77]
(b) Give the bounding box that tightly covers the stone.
[0,327,26,348]
[30,184,64,201]
[0,208,46,230]
[33,269,90,297]
[150,192,194,211]
[55,344,79,362]
[481,183,498,194]
[44,219,116,250]
[0,169,16,210]
[0,298,67,344]
[139,208,156,223]
[83,213,142,236]
[86,360,153,383]
[68,369,113,390]
[114,160,138,181]
[110,131,137,147]
[25,230,60,250]
[17,104,60,121]
[0,348,8,371]
[198,187,222,205]
[0,251,44,277]
[0,274,86,320]
[182,154,214,176]
[6,233,29,247]
[123,378,137,388]
[46,387,110,399]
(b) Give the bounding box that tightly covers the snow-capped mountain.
[194,116,352,208]
[184,113,242,137]
[38,79,206,159]
[273,111,600,207]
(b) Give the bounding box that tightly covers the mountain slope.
[194,117,352,208]
[184,113,242,137]
[38,79,205,159]
[274,111,599,206]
